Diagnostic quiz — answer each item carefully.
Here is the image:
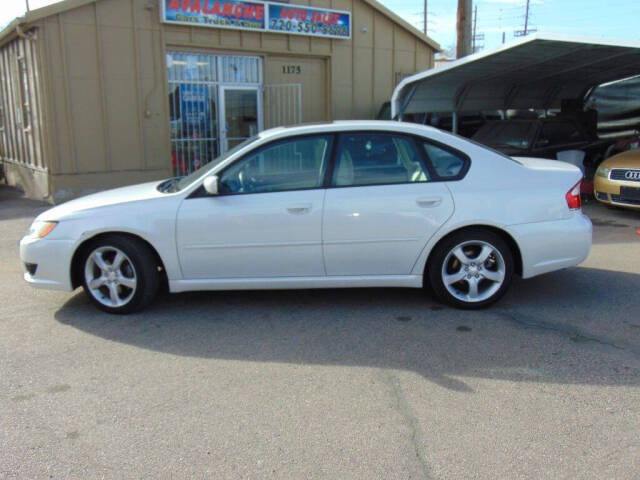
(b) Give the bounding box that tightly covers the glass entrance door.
[219,86,262,153]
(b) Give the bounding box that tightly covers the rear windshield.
[473,121,537,150]
[444,129,524,166]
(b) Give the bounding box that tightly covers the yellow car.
[594,149,640,209]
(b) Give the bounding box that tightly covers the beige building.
[0,0,439,202]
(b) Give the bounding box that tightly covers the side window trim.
[323,131,341,188]
[210,133,335,196]
[415,135,471,182]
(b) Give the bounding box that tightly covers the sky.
[378,0,640,56]
[2,0,639,57]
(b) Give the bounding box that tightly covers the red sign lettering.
[221,2,233,16]
[190,0,202,13]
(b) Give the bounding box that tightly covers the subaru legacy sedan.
[20,121,592,314]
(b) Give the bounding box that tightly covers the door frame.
[218,85,264,154]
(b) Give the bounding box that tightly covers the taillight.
[566,180,582,210]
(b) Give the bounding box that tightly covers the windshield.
[164,136,260,193]
[472,121,537,150]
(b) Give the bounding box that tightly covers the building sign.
[267,4,350,38]
[163,0,266,31]
[162,0,351,39]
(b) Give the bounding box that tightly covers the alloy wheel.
[441,240,506,303]
[84,246,137,308]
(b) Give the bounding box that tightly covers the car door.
[176,134,333,279]
[322,132,456,276]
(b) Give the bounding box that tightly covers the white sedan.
[20,121,592,313]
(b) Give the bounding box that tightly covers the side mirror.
[203,175,219,195]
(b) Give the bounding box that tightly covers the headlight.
[596,166,610,178]
[28,220,58,238]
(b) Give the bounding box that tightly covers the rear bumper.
[510,212,592,279]
[19,236,75,292]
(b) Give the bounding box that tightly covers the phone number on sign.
[269,19,349,37]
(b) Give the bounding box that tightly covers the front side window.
[422,142,467,179]
[219,135,333,194]
[332,133,429,187]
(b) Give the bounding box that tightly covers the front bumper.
[19,235,76,292]
[509,212,592,279]
[594,176,640,209]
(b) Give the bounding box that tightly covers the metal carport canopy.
[391,34,640,119]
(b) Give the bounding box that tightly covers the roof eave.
[0,18,25,48]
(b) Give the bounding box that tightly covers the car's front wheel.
[428,229,514,309]
[81,235,159,314]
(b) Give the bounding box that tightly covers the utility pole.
[456,0,472,58]
[514,0,536,37]
[423,0,428,35]
[25,0,30,12]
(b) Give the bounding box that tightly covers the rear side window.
[332,133,430,187]
[422,142,468,179]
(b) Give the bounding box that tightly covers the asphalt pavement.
[1,185,639,479]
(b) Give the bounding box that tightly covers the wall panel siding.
[63,17,108,173]
[0,30,49,198]
[45,16,75,174]
[353,47,374,118]
[43,0,170,184]
[0,34,46,170]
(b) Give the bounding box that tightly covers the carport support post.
[452,112,459,134]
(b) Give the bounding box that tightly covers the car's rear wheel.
[81,235,159,314]
[428,229,514,309]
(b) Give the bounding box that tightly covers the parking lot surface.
[1,186,639,479]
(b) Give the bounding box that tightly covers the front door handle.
[286,203,312,214]
[416,196,443,208]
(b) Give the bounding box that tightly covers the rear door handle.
[286,203,312,214]
[416,196,443,208]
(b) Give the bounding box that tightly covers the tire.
[427,229,514,309]
[80,235,159,314]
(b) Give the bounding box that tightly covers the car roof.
[258,120,440,140]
